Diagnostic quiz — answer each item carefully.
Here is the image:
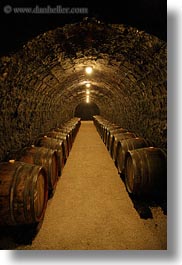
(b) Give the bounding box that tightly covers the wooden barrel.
[102,123,115,142]
[61,125,76,141]
[94,119,103,136]
[93,115,101,128]
[66,124,78,141]
[96,122,105,137]
[0,161,48,226]
[49,131,71,150]
[125,147,167,197]
[93,118,108,137]
[46,131,70,157]
[111,132,136,162]
[35,136,65,175]
[103,125,121,145]
[73,117,81,133]
[18,146,58,198]
[54,128,73,149]
[64,118,81,137]
[98,121,112,140]
[107,128,128,151]
[116,137,149,174]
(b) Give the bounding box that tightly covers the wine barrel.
[35,136,66,175]
[53,128,73,149]
[67,123,79,141]
[72,117,81,133]
[102,123,115,142]
[0,161,48,226]
[46,131,70,157]
[49,131,71,151]
[103,125,121,145]
[107,128,128,151]
[116,137,149,174]
[63,118,81,137]
[93,117,108,137]
[111,132,136,162]
[125,147,167,197]
[18,146,58,198]
[97,120,112,140]
[93,117,100,131]
[62,125,77,141]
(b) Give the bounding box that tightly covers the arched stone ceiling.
[0,18,167,161]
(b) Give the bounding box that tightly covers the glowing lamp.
[86,83,91,88]
[86,95,90,103]
[85,66,93,74]
[86,90,90,95]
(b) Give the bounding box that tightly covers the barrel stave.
[0,162,48,226]
[125,147,167,197]
[112,132,136,162]
[18,147,58,199]
[116,137,149,174]
[35,137,65,174]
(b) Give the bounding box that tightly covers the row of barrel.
[93,115,167,199]
[0,117,81,227]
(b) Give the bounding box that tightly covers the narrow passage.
[18,121,166,250]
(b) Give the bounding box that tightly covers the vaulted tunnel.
[0,19,167,162]
[74,102,100,120]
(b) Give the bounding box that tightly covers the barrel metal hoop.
[116,141,121,160]
[29,165,41,222]
[143,149,150,187]
[47,149,52,182]
[9,163,24,225]
[23,164,32,223]
[34,147,41,166]
[132,149,142,190]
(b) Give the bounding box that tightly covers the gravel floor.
[0,121,167,250]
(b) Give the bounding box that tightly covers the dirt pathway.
[16,121,167,250]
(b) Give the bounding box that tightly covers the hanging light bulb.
[86,89,90,95]
[85,66,93,74]
[86,95,90,103]
[85,83,91,88]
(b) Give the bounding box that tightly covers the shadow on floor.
[0,173,167,250]
[0,220,43,250]
[119,173,167,220]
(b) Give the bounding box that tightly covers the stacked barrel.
[93,115,167,199]
[0,117,81,227]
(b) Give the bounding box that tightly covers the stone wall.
[0,19,167,161]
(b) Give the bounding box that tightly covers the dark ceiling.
[0,0,166,56]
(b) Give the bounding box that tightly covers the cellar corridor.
[0,3,167,250]
[9,121,166,250]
